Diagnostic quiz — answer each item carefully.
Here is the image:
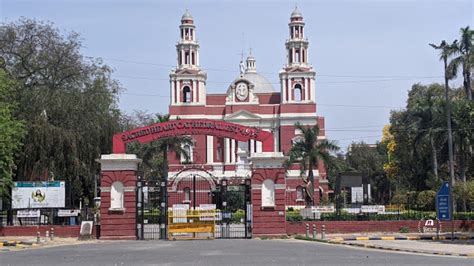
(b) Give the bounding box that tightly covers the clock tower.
[169,9,207,106]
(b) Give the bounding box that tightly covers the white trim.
[96,154,142,171]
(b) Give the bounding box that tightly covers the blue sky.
[2,0,472,150]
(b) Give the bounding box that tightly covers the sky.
[1,0,473,150]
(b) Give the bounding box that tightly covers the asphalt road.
[1,239,472,265]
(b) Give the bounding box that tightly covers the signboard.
[361,205,385,213]
[112,119,274,153]
[17,209,40,218]
[58,209,81,217]
[436,181,451,221]
[12,181,65,209]
[418,217,441,234]
[351,187,363,203]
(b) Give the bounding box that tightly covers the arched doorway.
[99,119,275,240]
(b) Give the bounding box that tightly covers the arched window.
[261,179,275,207]
[110,181,124,210]
[294,84,302,102]
[296,186,304,201]
[184,187,191,202]
[183,86,191,103]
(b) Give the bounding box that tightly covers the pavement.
[294,232,474,257]
[1,238,472,265]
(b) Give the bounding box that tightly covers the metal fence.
[0,207,96,227]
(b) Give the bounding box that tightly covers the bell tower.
[170,9,207,106]
[279,7,315,104]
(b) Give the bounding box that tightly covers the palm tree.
[285,122,339,206]
[448,26,473,100]
[429,40,456,182]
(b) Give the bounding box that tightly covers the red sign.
[112,119,274,153]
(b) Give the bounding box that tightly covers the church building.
[166,8,328,208]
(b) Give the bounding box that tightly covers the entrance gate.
[136,174,252,240]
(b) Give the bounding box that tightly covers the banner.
[12,181,66,209]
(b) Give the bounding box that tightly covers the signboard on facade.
[12,181,65,209]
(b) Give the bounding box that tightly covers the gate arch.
[112,119,274,153]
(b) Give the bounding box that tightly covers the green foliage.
[416,190,436,211]
[231,209,245,223]
[399,226,410,233]
[346,142,390,203]
[454,181,474,209]
[1,19,122,206]
[388,82,473,209]
[0,69,25,199]
[286,211,303,222]
[285,122,339,206]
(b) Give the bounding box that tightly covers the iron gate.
[137,175,252,240]
[212,181,252,238]
[136,178,165,240]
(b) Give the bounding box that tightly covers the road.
[1,239,472,265]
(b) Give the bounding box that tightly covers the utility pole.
[442,48,455,241]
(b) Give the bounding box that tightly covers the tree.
[1,19,122,206]
[0,69,25,200]
[346,141,389,204]
[429,40,457,214]
[448,26,474,100]
[285,122,339,206]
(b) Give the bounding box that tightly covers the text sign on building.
[12,181,65,209]
[436,181,451,221]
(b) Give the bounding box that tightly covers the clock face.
[235,82,249,101]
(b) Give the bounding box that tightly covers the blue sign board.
[436,181,451,221]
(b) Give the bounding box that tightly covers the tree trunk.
[463,64,472,100]
[306,162,315,207]
[459,152,467,212]
[430,136,438,181]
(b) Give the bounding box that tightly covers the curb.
[1,241,36,248]
[294,236,474,257]
[334,241,474,257]
[329,235,474,241]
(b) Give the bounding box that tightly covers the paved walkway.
[341,239,474,256]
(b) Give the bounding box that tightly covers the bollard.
[321,225,326,240]
[312,224,316,240]
[305,224,309,238]
[45,231,49,242]
[51,227,55,240]
[37,231,41,244]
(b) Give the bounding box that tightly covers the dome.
[236,72,275,93]
[181,9,193,21]
[290,7,303,18]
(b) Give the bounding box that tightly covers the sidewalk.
[295,232,474,257]
[340,239,474,257]
[0,236,99,251]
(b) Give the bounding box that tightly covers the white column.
[274,128,280,152]
[304,78,308,101]
[231,139,236,163]
[224,138,230,163]
[256,141,262,153]
[207,136,214,164]
[170,80,174,104]
[193,80,197,102]
[249,140,254,156]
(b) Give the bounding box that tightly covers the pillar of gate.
[248,152,287,237]
[96,154,141,240]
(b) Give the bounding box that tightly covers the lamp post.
[406,192,410,218]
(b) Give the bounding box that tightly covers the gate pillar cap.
[248,152,286,168]
[96,153,142,171]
